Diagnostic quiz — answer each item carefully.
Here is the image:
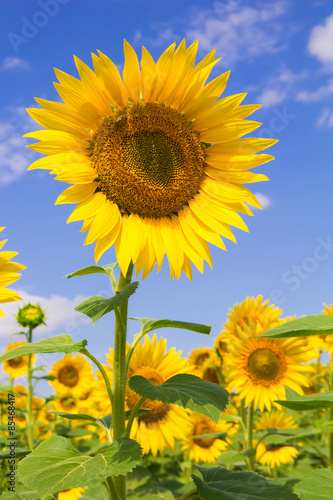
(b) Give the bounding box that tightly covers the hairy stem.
[111,263,134,499]
[27,327,34,450]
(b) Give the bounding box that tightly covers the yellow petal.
[123,40,141,103]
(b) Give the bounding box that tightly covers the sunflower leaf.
[0,486,55,500]
[217,449,256,467]
[65,263,117,279]
[75,282,139,324]
[293,469,333,500]
[276,387,333,411]
[130,317,211,335]
[18,435,142,497]
[0,335,87,363]
[51,410,149,430]
[260,314,333,338]
[192,466,299,500]
[128,374,229,424]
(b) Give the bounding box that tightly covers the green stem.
[110,262,134,500]
[82,348,114,409]
[107,476,121,500]
[177,488,197,500]
[27,327,34,451]
[246,402,255,471]
[124,396,145,438]
[328,366,333,468]
[125,326,145,375]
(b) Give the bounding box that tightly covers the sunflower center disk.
[90,102,206,218]
[247,348,282,382]
[58,366,79,387]
[193,422,215,448]
[8,356,24,368]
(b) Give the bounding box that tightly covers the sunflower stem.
[81,348,114,409]
[328,365,333,468]
[124,396,145,438]
[27,326,34,451]
[111,262,134,500]
[107,476,121,500]
[246,402,255,471]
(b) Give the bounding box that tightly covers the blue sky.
[0,0,333,389]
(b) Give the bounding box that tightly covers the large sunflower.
[49,354,95,398]
[0,227,25,316]
[103,334,191,456]
[225,322,314,411]
[25,41,276,279]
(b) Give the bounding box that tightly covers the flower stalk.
[110,262,134,499]
[26,326,34,451]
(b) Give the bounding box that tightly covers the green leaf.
[0,487,55,500]
[81,480,110,500]
[217,449,255,467]
[130,317,211,335]
[261,315,333,338]
[192,466,299,500]
[18,435,142,497]
[75,281,139,324]
[65,263,117,279]
[0,335,87,363]
[193,432,227,441]
[51,410,149,430]
[276,387,333,411]
[128,374,229,424]
[294,469,333,500]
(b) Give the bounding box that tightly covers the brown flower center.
[8,356,25,368]
[58,366,79,387]
[89,101,206,218]
[248,348,282,382]
[193,421,216,448]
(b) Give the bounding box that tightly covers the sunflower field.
[1,14,333,500]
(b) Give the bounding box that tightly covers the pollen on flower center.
[58,366,79,387]
[247,347,282,382]
[89,101,206,218]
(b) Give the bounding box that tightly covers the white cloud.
[0,290,90,342]
[1,57,30,71]
[296,78,333,102]
[184,1,288,67]
[316,107,333,128]
[254,192,271,209]
[258,65,308,107]
[0,106,37,186]
[308,14,333,68]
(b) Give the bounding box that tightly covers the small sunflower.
[256,441,299,468]
[255,410,299,468]
[0,227,25,316]
[321,304,333,353]
[3,341,36,378]
[181,411,236,463]
[188,346,221,384]
[16,303,46,329]
[26,41,276,280]
[49,354,95,398]
[105,334,191,456]
[58,487,87,500]
[52,395,80,414]
[225,322,314,411]
[255,410,298,431]
[12,384,44,429]
[221,295,282,340]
